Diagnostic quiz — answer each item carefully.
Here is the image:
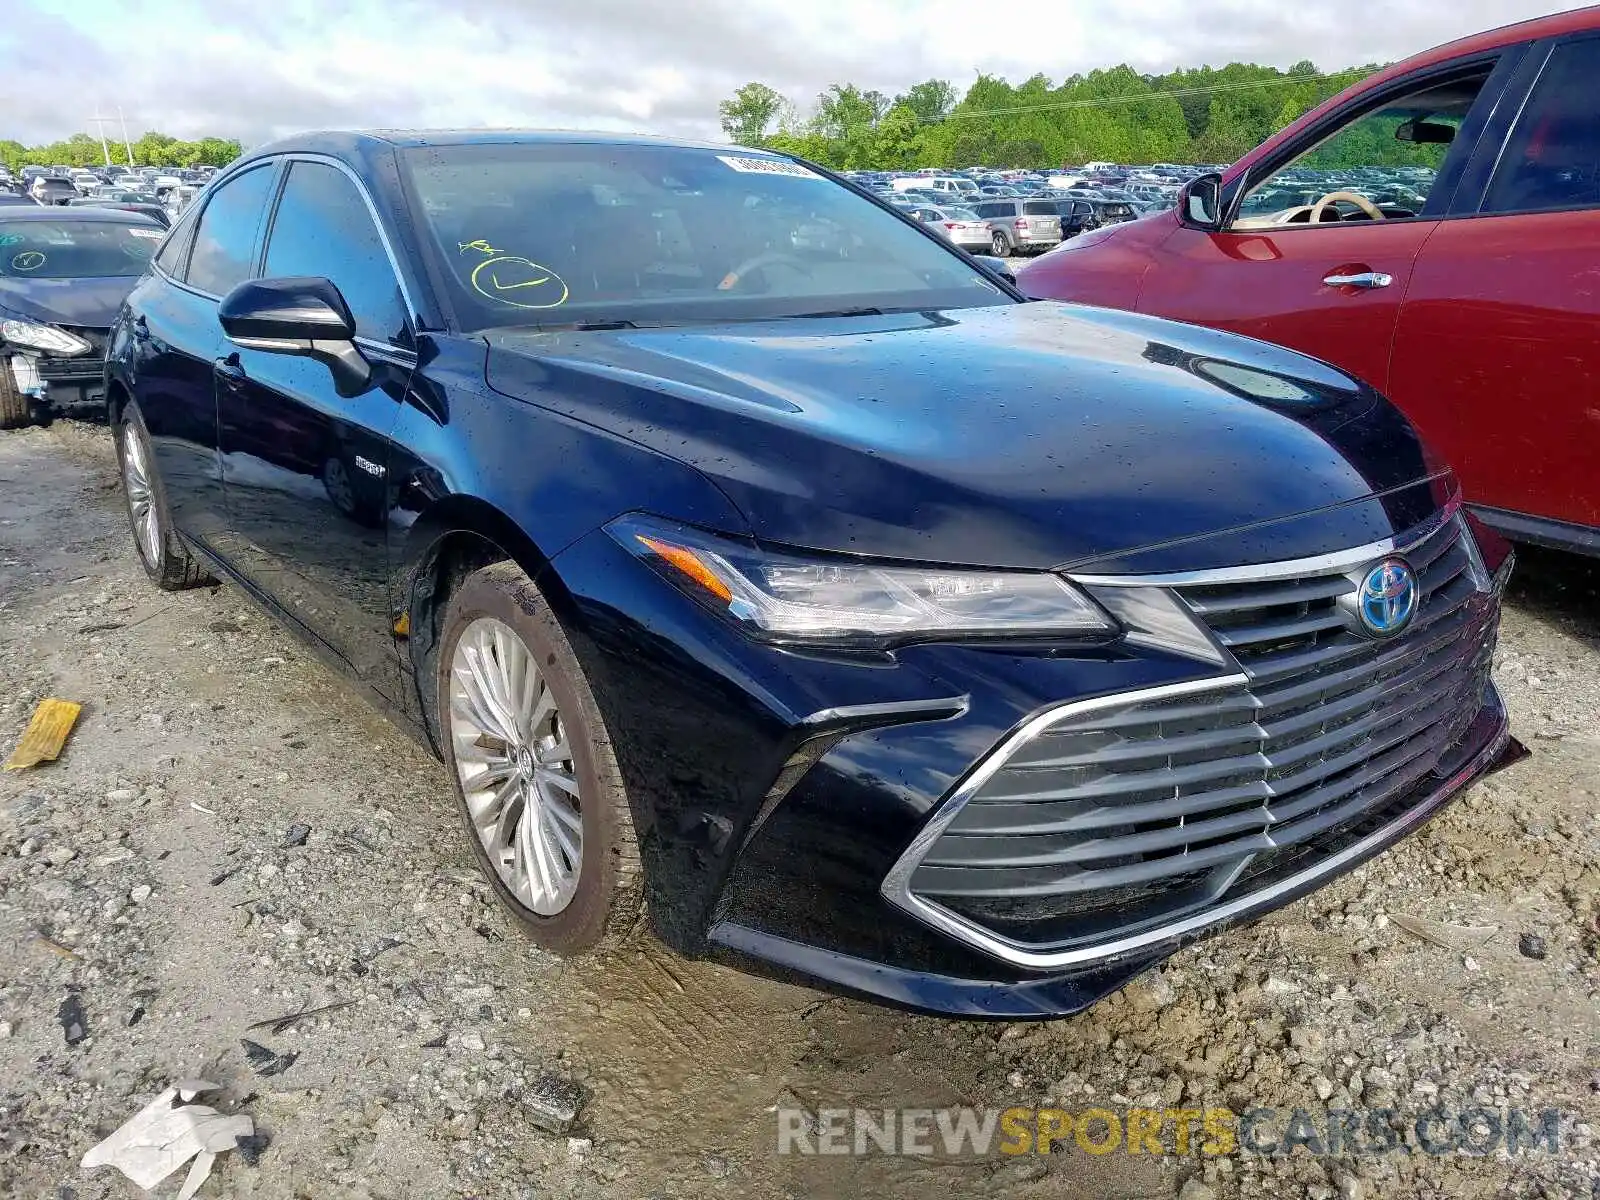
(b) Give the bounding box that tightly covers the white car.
[908,204,993,254]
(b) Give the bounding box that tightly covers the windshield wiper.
[564,319,639,331]
[788,306,885,319]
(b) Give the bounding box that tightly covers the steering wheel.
[717,251,814,292]
[1308,190,1386,223]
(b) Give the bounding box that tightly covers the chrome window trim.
[1070,496,1461,589]
[880,675,1507,971]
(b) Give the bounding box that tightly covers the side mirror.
[218,276,372,397]
[971,254,1016,285]
[1179,173,1224,230]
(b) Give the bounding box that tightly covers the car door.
[132,162,277,547]
[216,157,418,700]
[1391,34,1600,540]
[1136,56,1517,394]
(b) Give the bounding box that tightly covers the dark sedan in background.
[0,207,164,427]
[105,131,1518,1016]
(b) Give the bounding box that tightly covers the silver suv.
[969,199,1063,256]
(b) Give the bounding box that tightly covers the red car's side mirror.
[1179,173,1224,231]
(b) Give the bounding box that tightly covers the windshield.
[401,143,1009,331]
[0,219,162,278]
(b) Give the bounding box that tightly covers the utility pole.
[117,106,135,167]
[88,106,113,166]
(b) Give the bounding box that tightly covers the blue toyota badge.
[1358,557,1418,637]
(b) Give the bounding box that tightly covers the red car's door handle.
[1322,270,1393,289]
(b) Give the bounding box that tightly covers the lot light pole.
[88,108,113,166]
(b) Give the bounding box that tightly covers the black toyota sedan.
[0,207,164,427]
[105,131,1519,1017]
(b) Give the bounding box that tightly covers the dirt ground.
[1,421,1597,1200]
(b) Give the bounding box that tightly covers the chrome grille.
[900,515,1499,951]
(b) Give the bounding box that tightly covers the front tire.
[115,401,215,590]
[436,561,643,956]
[0,359,30,429]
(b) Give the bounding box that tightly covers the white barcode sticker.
[716,155,821,180]
[128,228,164,239]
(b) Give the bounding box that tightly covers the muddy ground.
[1,420,1597,1200]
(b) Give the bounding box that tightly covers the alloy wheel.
[448,616,583,915]
[121,420,162,567]
[323,457,356,516]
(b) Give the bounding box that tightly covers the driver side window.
[1233,69,1492,229]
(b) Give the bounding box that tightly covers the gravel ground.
[1,421,1597,1200]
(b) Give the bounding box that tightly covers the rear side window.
[187,165,275,296]
[154,207,199,279]
[1485,38,1600,214]
[262,161,409,343]
[1022,201,1057,216]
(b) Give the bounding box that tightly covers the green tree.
[896,79,957,123]
[718,82,786,146]
[814,84,881,140]
[868,103,924,170]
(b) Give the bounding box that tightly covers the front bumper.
[6,329,109,417]
[549,504,1516,1017]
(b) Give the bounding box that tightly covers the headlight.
[1,318,92,356]
[609,516,1117,647]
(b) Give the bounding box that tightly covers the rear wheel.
[115,401,215,590]
[0,360,29,430]
[436,561,643,956]
[990,231,1010,257]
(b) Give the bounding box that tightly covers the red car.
[1020,8,1600,556]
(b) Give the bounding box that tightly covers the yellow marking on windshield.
[469,256,569,310]
[458,239,501,256]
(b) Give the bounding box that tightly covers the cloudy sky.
[1,0,1581,148]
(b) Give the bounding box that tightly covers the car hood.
[485,302,1446,573]
[0,275,140,328]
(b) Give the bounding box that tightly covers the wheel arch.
[398,492,584,751]
[105,377,130,427]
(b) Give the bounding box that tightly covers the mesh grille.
[907,517,1498,948]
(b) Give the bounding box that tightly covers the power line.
[917,67,1370,125]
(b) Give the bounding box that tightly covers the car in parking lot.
[0,207,164,427]
[105,130,1515,1016]
[1020,7,1600,557]
[968,198,1063,255]
[29,175,79,206]
[905,203,993,253]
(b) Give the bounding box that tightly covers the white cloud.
[0,0,1578,146]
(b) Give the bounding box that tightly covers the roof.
[0,206,163,225]
[242,127,748,161]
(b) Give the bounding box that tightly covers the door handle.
[1322,271,1392,289]
[214,354,247,389]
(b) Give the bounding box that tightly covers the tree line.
[1,131,243,173]
[719,61,1393,170]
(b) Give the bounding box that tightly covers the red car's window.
[1484,38,1600,214]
